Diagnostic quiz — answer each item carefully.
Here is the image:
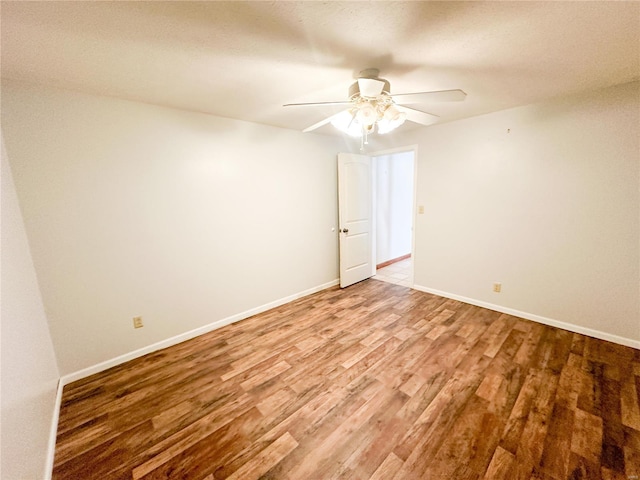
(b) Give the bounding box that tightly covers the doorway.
[371,147,416,287]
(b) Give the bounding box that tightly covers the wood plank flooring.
[53,280,640,479]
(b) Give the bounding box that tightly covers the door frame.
[369,144,419,288]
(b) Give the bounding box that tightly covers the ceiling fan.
[284,68,466,140]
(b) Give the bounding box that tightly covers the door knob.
[341,228,349,233]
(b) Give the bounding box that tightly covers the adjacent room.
[1,2,639,479]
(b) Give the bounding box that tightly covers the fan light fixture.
[284,68,467,145]
[330,93,407,139]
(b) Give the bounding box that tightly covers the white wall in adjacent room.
[2,82,343,375]
[372,81,640,344]
[375,151,414,264]
[1,135,60,479]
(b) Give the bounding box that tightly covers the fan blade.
[392,89,466,104]
[358,78,386,98]
[284,101,351,107]
[302,110,349,133]
[396,105,439,126]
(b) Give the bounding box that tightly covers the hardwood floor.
[53,280,640,480]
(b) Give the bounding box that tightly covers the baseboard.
[44,378,64,480]
[376,253,411,270]
[413,284,640,350]
[60,279,340,386]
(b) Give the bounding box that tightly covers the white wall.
[2,82,343,375]
[382,81,639,344]
[1,135,60,479]
[375,151,414,264]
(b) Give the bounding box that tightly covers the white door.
[338,152,374,288]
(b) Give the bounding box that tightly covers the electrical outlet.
[133,316,143,328]
[493,282,502,293]
[418,205,425,214]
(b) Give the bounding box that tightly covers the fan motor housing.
[349,79,391,99]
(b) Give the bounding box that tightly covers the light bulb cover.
[331,110,362,137]
[378,107,406,134]
[383,104,401,121]
[356,102,378,127]
[330,98,405,137]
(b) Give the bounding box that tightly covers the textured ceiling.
[2,1,639,135]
